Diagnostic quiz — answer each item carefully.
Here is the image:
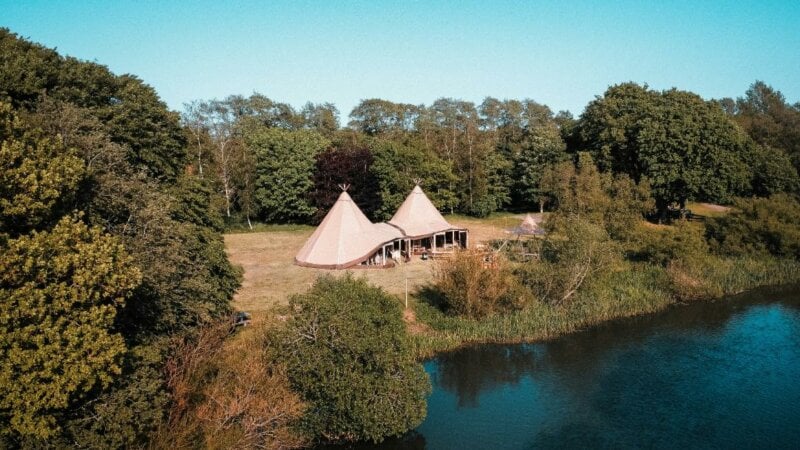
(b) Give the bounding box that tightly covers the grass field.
[222,204,800,359]
[224,212,540,313]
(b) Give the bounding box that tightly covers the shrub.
[706,193,800,259]
[155,322,305,449]
[518,217,620,305]
[433,250,530,318]
[628,220,710,266]
[269,275,430,443]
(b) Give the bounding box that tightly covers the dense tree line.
[186,82,798,227]
[0,29,240,446]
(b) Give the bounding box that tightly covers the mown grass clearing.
[223,212,541,314]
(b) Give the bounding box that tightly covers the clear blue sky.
[3,0,799,118]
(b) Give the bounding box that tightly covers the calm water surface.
[375,286,800,449]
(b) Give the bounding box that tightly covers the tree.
[370,139,458,220]
[348,99,419,136]
[0,29,185,182]
[300,102,340,136]
[311,144,380,222]
[513,122,568,211]
[734,81,800,173]
[518,217,620,305]
[0,102,85,235]
[249,128,329,223]
[0,31,242,446]
[269,275,430,443]
[188,98,240,218]
[744,142,799,196]
[100,75,187,181]
[0,216,140,439]
[539,154,653,240]
[578,83,752,217]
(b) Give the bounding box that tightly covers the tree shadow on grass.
[416,285,448,312]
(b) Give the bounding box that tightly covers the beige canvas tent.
[513,214,543,235]
[296,185,469,269]
[295,191,403,269]
[389,185,468,254]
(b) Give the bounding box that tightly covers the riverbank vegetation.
[3,27,800,448]
[268,276,430,443]
[417,166,800,357]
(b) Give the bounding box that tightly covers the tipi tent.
[513,214,542,235]
[389,185,457,238]
[389,185,467,253]
[295,191,403,269]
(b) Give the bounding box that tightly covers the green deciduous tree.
[0,216,140,439]
[370,139,458,220]
[512,123,568,211]
[250,128,330,223]
[518,217,620,305]
[578,83,751,216]
[733,81,800,174]
[269,275,430,443]
[540,153,653,240]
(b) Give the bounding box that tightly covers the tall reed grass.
[410,256,800,359]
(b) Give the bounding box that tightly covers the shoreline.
[408,259,800,359]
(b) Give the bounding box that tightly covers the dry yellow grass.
[223,213,538,314]
[687,202,732,217]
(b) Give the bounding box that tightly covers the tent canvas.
[388,185,462,238]
[512,213,543,235]
[295,191,402,269]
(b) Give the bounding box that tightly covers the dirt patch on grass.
[403,308,430,335]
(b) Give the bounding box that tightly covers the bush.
[269,275,430,443]
[628,220,710,266]
[155,322,305,450]
[433,250,530,318]
[518,217,620,305]
[706,193,800,259]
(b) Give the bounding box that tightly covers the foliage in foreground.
[0,30,241,445]
[269,275,430,443]
[154,322,305,449]
[0,216,140,438]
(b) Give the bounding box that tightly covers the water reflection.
[433,345,543,407]
[369,285,800,449]
[435,285,800,407]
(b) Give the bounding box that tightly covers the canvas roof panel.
[388,185,460,238]
[295,191,400,269]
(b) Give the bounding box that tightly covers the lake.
[375,286,800,449]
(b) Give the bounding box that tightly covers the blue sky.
[3,0,799,118]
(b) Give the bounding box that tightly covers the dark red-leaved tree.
[311,145,381,223]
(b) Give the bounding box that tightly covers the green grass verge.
[225,222,315,234]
